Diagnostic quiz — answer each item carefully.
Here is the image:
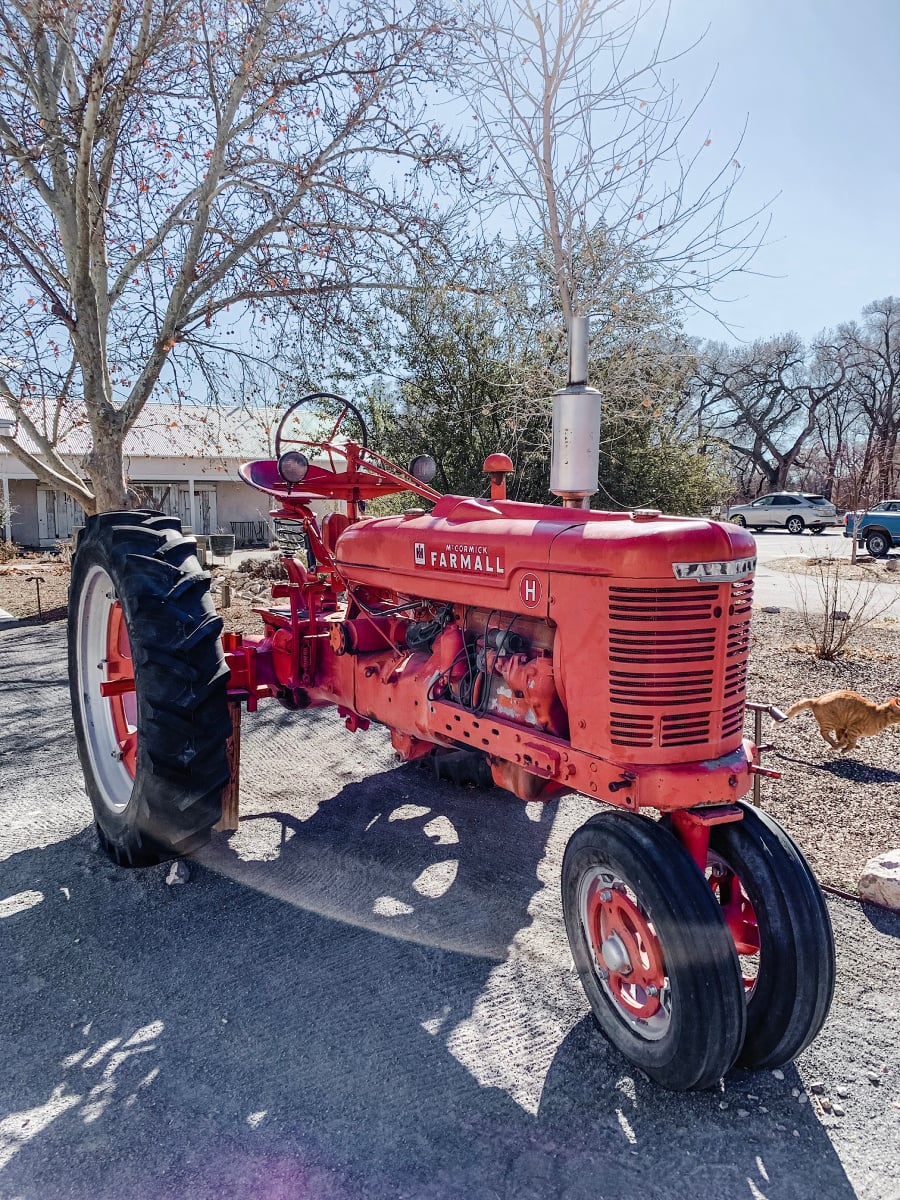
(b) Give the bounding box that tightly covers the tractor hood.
[333,495,756,618]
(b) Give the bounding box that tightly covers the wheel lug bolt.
[645,985,659,997]
[596,967,609,980]
[599,888,613,902]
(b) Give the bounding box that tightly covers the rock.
[791,1087,800,1097]
[762,606,781,614]
[737,1109,750,1118]
[858,852,900,910]
[165,861,190,886]
[810,1081,826,1095]
[836,1085,851,1098]
[833,610,850,621]
[832,1103,845,1117]
[772,1069,785,1081]
[798,1093,808,1105]
[866,1071,881,1085]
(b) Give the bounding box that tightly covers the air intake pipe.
[549,314,602,508]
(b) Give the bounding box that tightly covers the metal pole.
[568,315,589,385]
[753,708,762,807]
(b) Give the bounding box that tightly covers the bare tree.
[840,298,900,498]
[0,0,465,513]
[465,0,766,326]
[692,334,846,496]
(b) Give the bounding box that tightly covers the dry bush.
[792,553,894,659]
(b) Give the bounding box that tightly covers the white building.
[0,403,278,547]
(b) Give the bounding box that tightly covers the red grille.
[605,579,753,755]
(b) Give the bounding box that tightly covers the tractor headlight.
[278,450,310,484]
[408,454,437,484]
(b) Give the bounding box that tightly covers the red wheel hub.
[585,879,666,1019]
[99,602,137,778]
[709,867,760,987]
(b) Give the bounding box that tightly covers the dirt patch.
[747,609,900,893]
[768,553,900,583]
[0,558,70,622]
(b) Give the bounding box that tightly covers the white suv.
[725,492,838,534]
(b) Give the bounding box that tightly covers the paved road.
[1,622,898,1200]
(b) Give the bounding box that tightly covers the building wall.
[7,479,39,545]
[215,480,273,529]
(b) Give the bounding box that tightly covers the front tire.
[866,530,891,558]
[786,516,805,534]
[732,515,747,527]
[561,811,746,1090]
[706,804,835,1068]
[69,511,231,865]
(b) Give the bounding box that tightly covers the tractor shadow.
[0,704,859,1200]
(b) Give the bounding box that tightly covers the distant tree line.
[688,297,900,507]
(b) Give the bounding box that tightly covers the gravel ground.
[1,621,899,1200]
[747,611,900,893]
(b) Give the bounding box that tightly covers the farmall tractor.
[68,321,835,1092]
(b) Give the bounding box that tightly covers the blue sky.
[666,0,900,344]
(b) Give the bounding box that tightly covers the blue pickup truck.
[843,500,900,557]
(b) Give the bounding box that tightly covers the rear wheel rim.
[578,867,671,1039]
[75,563,137,814]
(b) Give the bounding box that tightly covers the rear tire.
[68,511,231,865]
[786,516,805,534]
[562,811,746,1090]
[866,530,891,558]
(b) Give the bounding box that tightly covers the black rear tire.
[69,511,231,865]
[786,516,805,534]
[866,530,891,558]
[561,811,746,1090]
[707,804,835,1069]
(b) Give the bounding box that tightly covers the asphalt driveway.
[0,621,898,1200]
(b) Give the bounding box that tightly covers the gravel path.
[1,620,898,1199]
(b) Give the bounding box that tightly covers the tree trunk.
[84,412,128,513]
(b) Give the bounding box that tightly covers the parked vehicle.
[843,500,900,557]
[725,492,838,534]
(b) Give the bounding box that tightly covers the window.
[771,496,795,507]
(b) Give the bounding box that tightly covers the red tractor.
[68,348,834,1092]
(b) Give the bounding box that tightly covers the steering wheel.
[274,392,369,462]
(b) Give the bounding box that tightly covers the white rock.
[165,861,190,886]
[772,1069,785,1081]
[858,851,900,910]
[832,1103,845,1117]
[798,1092,809,1105]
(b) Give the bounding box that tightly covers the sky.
[663,0,900,345]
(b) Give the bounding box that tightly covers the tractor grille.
[606,580,752,756]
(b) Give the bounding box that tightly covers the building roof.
[0,402,275,463]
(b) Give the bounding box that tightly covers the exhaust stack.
[550,315,602,508]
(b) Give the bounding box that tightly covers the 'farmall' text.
[414,542,505,576]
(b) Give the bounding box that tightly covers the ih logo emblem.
[519,572,543,608]
[414,542,426,565]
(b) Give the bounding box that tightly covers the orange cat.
[784,690,900,751]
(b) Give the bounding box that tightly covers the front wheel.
[69,511,231,865]
[561,811,746,1090]
[786,516,805,534]
[866,530,891,558]
[706,804,835,1068]
[731,515,747,527]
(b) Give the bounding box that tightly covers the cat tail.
[784,699,815,719]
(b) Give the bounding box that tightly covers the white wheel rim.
[577,866,673,1040]
[75,563,136,814]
